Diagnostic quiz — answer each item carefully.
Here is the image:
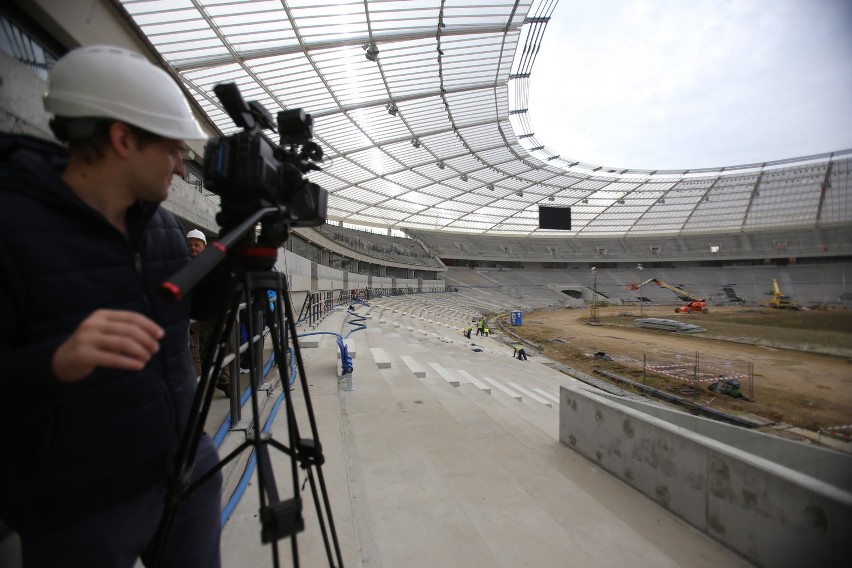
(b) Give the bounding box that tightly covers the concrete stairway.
[213,298,752,568]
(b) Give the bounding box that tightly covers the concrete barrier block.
[558,384,852,568]
[482,377,522,401]
[427,362,459,387]
[401,355,426,378]
[370,347,392,369]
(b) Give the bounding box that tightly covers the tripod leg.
[276,276,345,568]
[151,273,243,567]
[244,275,305,568]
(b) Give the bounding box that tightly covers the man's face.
[127,133,188,203]
[187,237,206,257]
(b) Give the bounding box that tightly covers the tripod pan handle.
[160,242,228,302]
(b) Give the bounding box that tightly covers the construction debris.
[634,318,706,334]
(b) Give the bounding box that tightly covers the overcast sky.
[529,0,852,171]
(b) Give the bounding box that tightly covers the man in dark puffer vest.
[0,46,221,567]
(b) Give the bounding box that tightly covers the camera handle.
[152,221,343,568]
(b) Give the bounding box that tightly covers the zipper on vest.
[132,251,153,315]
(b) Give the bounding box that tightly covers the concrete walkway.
[208,297,753,567]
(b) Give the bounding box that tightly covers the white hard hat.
[186,229,207,244]
[44,45,207,141]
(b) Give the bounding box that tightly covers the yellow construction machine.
[766,278,799,309]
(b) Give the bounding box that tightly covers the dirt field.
[505,305,852,434]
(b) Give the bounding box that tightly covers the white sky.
[529,0,852,171]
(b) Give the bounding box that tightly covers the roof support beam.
[311,81,506,119]
[171,25,517,72]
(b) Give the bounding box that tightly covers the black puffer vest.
[0,134,196,530]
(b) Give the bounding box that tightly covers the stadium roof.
[116,0,851,237]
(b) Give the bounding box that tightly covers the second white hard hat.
[186,229,207,244]
[44,45,207,141]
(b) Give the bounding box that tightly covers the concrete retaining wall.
[278,250,312,292]
[422,280,446,292]
[349,272,369,289]
[316,263,344,291]
[559,383,852,568]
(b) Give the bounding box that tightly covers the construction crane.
[640,278,710,314]
[767,278,799,309]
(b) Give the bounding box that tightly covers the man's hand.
[52,309,165,382]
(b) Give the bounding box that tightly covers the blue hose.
[219,305,368,526]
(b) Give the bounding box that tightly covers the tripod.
[152,208,343,567]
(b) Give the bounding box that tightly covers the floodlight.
[364,42,379,62]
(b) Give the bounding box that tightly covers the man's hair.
[50,117,164,164]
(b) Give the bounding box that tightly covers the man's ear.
[107,122,134,159]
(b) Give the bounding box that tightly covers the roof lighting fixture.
[517,190,523,197]
[487,183,494,191]
[386,102,398,116]
[548,196,555,202]
[437,160,445,169]
[411,138,421,148]
[460,174,468,182]
[582,198,589,204]
[364,42,379,62]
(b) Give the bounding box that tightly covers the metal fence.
[643,351,754,400]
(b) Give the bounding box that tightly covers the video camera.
[203,83,327,228]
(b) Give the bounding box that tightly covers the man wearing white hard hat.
[0,46,221,566]
[185,228,233,396]
[186,228,207,257]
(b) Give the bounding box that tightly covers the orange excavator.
[635,278,709,314]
